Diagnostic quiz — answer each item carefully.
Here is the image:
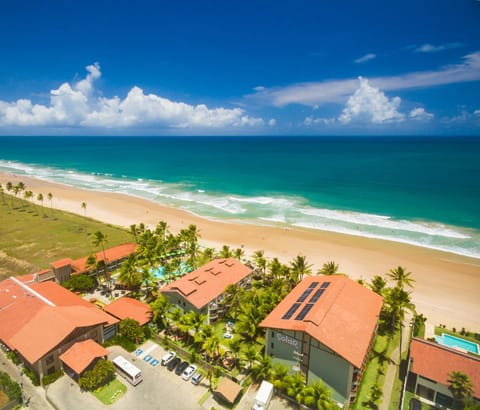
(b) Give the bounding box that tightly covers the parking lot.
[48,342,210,410]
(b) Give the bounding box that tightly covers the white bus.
[112,355,143,386]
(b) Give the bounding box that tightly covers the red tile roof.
[59,339,109,375]
[9,305,109,364]
[71,243,137,274]
[260,275,383,369]
[103,297,152,326]
[410,338,480,398]
[0,278,117,363]
[214,377,242,404]
[51,258,73,269]
[161,258,253,309]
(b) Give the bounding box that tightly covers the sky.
[0,0,480,136]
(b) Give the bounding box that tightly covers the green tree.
[78,359,115,391]
[219,244,232,258]
[251,355,272,382]
[241,344,259,370]
[388,266,415,290]
[118,253,141,290]
[47,191,53,214]
[284,371,306,401]
[290,254,312,286]
[297,381,336,410]
[81,201,87,216]
[63,274,97,292]
[252,249,267,279]
[233,247,245,261]
[369,275,387,295]
[37,193,45,216]
[317,261,339,276]
[5,181,14,207]
[119,318,145,343]
[92,231,110,289]
[448,371,474,407]
[150,294,171,332]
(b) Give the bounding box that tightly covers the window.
[46,355,54,365]
[47,366,56,375]
[271,343,274,349]
[271,331,275,337]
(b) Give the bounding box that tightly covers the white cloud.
[474,109,480,117]
[414,42,462,53]
[0,64,264,129]
[268,118,276,127]
[339,77,404,124]
[250,52,480,107]
[304,116,336,126]
[409,107,434,121]
[354,53,376,64]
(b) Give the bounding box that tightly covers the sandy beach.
[2,172,480,332]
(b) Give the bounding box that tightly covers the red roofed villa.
[103,297,153,326]
[59,339,109,381]
[0,277,117,380]
[161,258,253,323]
[408,337,480,408]
[260,275,383,405]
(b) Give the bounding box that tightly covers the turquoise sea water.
[0,136,479,258]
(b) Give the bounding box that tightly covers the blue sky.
[0,0,479,135]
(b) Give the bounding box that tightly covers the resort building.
[103,297,153,326]
[408,337,480,408]
[160,258,253,323]
[0,277,118,380]
[259,275,383,405]
[44,243,137,283]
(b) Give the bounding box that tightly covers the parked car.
[191,372,204,385]
[182,364,197,381]
[175,361,189,376]
[161,351,176,366]
[166,357,181,371]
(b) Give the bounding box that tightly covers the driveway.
[48,342,208,410]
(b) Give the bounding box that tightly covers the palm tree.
[227,338,242,368]
[297,381,336,410]
[290,255,312,285]
[47,192,53,215]
[202,335,221,361]
[448,371,474,407]
[369,275,387,295]
[219,245,232,258]
[252,250,267,278]
[0,184,5,205]
[388,266,415,290]
[223,283,244,319]
[251,355,272,382]
[23,190,33,210]
[118,254,141,290]
[150,294,171,333]
[284,371,306,401]
[92,231,109,290]
[233,247,245,261]
[241,344,259,370]
[387,286,414,364]
[318,261,339,276]
[37,193,45,216]
[269,362,289,391]
[81,202,87,216]
[5,182,13,208]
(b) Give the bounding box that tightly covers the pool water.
[151,263,191,280]
[436,333,479,354]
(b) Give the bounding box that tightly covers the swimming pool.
[151,263,191,280]
[435,333,479,354]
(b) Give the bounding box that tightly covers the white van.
[252,380,274,410]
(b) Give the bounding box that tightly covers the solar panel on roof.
[320,282,331,289]
[296,287,314,302]
[281,302,301,320]
[309,288,325,303]
[308,282,319,289]
[295,303,314,320]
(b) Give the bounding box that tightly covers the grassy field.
[92,378,127,405]
[0,197,132,279]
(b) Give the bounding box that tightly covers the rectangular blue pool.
[436,333,479,354]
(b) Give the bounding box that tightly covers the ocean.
[0,136,479,259]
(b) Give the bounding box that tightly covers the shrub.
[23,367,39,386]
[41,369,63,386]
[63,274,96,292]
[103,334,136,352]
[78,359,115,391]
[0,371,22,403]
[118,318,144,343]
[6,351,19,365]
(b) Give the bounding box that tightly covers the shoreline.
[1,171,480,331]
